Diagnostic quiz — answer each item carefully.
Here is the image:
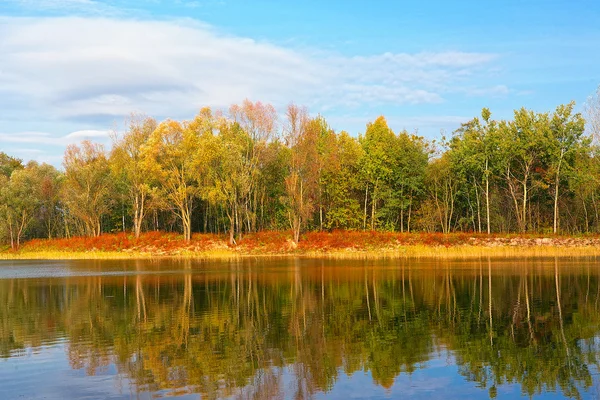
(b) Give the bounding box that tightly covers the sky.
[1,0,599,165]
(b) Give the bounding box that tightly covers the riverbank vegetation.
[1,88,600,251]
[3,230,600,260]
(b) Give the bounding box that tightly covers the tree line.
[1,93,600,249]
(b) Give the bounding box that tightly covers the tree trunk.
[363,185,368,231]
[294,216,301,244]
[133,192,145,239]
[522,179,528,233]
[506,166,522,232]
[8,216,15,251]
[553,153,564,234]
[400,208,404,233]
[16,211,27,250]
[407,199,412,233]
[370,181,378,231]
[228,211,236,246]
[485,159,491,234]
[474,177,481,233]
[181,200,192,242]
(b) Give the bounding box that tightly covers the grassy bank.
[2,231,600,260]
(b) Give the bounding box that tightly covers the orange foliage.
[14,230,600,256]
[20,231,222,254]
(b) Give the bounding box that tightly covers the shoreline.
[3,231,600,260]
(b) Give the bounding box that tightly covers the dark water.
[1,258,600,399]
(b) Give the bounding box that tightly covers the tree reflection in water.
[1,258,600,399]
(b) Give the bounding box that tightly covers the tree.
[0,162,55,249]
[585,85,600,142]
[546,102,586,233]
[498,109,549,232]
[390,132,429,232]
[110,115,158,238]
[204,115,248,245]
[426,153,459,233]
[143,119,200,241]
[32,163,62,239]
[359,117,397,230]
[321,131,363,230]
[0,152,23,178]
[62,141,113,237]
[229,100,278,234]
[451,108,498,233]
[283,105,320,243]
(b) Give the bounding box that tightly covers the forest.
[1,90,600,250]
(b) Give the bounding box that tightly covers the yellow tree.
[110,115,158,238]
[62,141,112,237]
[143,109,214,241]
[283,104,320,243]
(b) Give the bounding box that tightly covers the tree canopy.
[1,94,600,247]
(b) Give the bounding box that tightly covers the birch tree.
[110,115,158,238]
[62,141,113,237]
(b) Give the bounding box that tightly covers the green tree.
[498,109,549,232]
[451,108,498,233]
[321,131,363,230]
[390,132,429,232]
[0,162,58,249]
[546,102,587,233]
[32,162,62,239]
[359,117,396,230]
[425,153,459,233]
[0,152,23,178]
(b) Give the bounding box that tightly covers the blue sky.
[1,0,599,165]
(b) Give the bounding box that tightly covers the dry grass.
[301,245,600,260]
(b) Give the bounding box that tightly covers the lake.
[1,257,600,399]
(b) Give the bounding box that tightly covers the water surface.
[1,258,600,399]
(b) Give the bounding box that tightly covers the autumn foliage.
[0,98,597,252]
[12,230,600,257]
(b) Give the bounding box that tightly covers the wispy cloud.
[0,17,500,120]
[0,130,111,165]
[0,16,504,165]
[0,130,111,146]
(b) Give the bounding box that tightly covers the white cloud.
[0,130,111,146]
[0,16,505,165]
[0,16,499,122]
[0,129,112,166]
[64,129,112,140]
